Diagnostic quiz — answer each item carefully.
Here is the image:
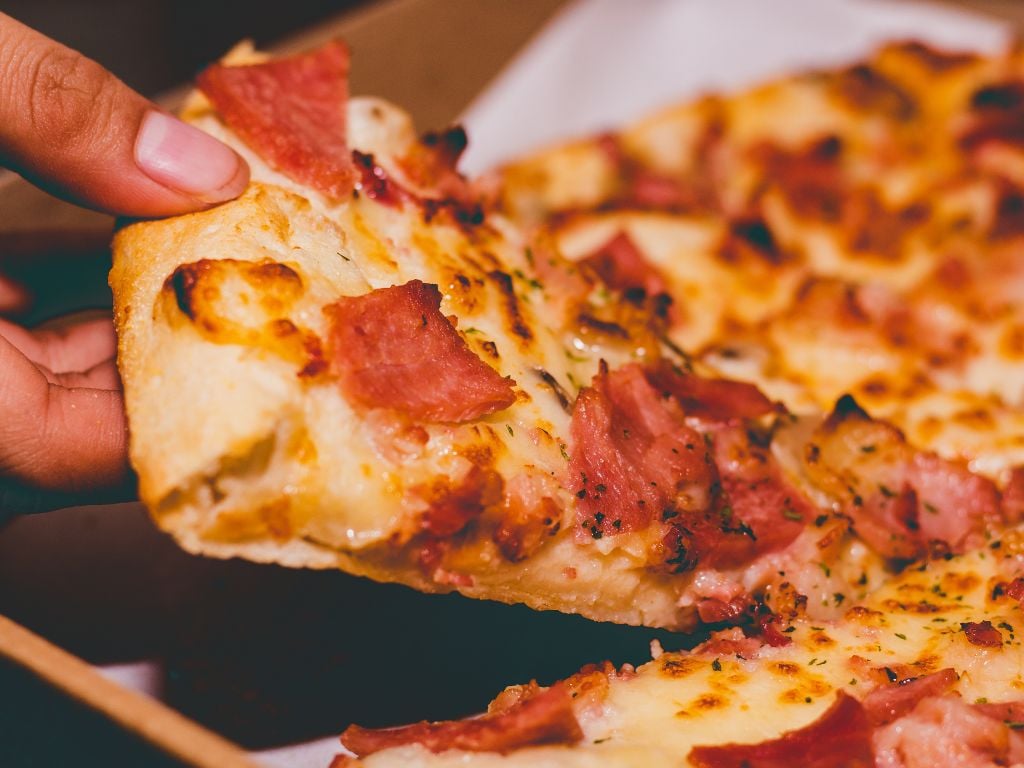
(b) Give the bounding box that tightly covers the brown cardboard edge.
[0,613,258,768]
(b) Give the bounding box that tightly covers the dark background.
[1,0,373,98]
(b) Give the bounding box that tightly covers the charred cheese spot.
[161,258,324,375]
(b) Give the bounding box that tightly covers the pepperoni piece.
[962,620,1004,648]
[197,40,354,198]
[861,668,958,726]
[689,691,874,768]
[569,363,715,538]
[340,683,582,757]
[325,281,516,422]
[645,360,777,423]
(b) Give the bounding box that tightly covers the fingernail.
[135,111,248,202]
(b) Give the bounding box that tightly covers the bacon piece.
[685,422,813,570]
[874,695,1024,768]
[493,473,562,562]
[754,611,794,648]
[340,683,582,757]
[962,620,1004,648]
[861,668,958,726]
[325,281,516,422]
[418,465,503,538]
[569,363,715,537]
[694,627,767,658]
[974,699,1024,724]
[352,150,411,208]
[803,395,1002,559]
[698,596,751,624]
[580,231,669,306]
[399,126,477,208]
[598,123,724,214]
[645,360,777,422]
[197,40,354,198]
[689,691,874,768]
[1001,467,1024,524]
[1005,578,1024,605]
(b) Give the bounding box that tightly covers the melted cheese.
[354,534,1024,767]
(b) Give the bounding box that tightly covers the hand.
[0,13,250,515]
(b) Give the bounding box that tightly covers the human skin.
[0,12,250,514]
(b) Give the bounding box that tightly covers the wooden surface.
[0,614,258,768]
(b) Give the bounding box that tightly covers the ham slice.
[689,691,875,768]
[325,280,516,422]
[197,40,354,198]
[340,683,582,757]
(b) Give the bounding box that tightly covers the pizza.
[102,25,1024,768]
[334,536,1024,767]
[111,39,1024,642]
[491,40,1024,478]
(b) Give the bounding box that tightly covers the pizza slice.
[112,41,1022,633]
[490,40,1024,476]
[333,531,1024,767]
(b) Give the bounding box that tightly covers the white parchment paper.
[459,0,1010,175]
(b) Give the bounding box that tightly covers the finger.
[0,13,249,217]
[0,335,127,492]
[37,358,120,391]
[0,312,115,373]
[0,274,31,314]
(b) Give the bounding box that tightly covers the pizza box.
[0,0,1019,766]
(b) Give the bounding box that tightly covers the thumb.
[0,13,249,217]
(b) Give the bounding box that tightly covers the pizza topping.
[693,626,767,658]
[324,280,517,422]
[352,150,411,207]
[873,695,1024,768]
[197,40,354,198]
[417,465,503,538]
[492,473,563,562]
[688,422,812,569]
[339,683,582,757]
[646,360,777,422]
[697,595,751,625]
[861,667,958,726]
[804,395,1001,559]
[961,620,1003,648]
[580,231,671,312]
[398,126,478,209]
[569,362,714,538]
[688,691,874,768]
